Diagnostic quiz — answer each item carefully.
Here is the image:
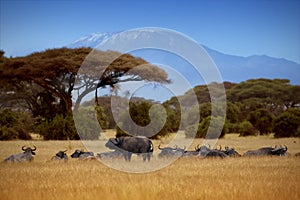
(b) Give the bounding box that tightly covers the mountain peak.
[68,32,300,85]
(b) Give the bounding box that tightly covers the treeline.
[0,48,169,140]
[176,79,300,138]
[91,79,300,139]
[0,48,299,140]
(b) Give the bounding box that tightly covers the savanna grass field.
[0,131,299,200]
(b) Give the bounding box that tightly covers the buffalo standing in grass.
[243,145,288,156]
[3,146,37,163]
[105,136,153,161]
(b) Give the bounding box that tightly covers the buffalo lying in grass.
[244,145,288,157]
[4,146,37,163]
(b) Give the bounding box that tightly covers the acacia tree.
[0,48,170,118]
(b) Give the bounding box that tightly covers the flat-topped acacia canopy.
[0,47,170,115]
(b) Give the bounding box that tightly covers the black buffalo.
[105,136,153,161]
[71,149,94,159]
[199,145,228,158]
[219,146,241,157]
[51,150,68,161]
[182,144,202,157]
[244,145,288,156]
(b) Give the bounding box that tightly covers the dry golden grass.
[0,133,299,200]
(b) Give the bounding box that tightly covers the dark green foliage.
[185,116,226,139]
[35,115,79,140]
[95,105,109,129]
[248,108,274,135]
[116,101,169,139]
[273,108,300,138]
[238,121,258,136]
[0,109,32,140]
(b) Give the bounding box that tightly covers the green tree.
[248,108,274,135]
[0,48,169,116]
[116,101,168,139]
[185,116,226,139]
[0,109,32,140]
[36,114,78,140]
[238,121,258,137]
[273,108,300,138]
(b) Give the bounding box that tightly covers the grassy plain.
[0,132,299,200]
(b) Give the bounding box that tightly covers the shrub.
[185,116,227,139]
[0,109,32,140]
[36,114,79,140]
[273,108,300,138]
[238,121,258,136]
[248,108,274,135]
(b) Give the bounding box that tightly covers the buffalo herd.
[2,136,299,163]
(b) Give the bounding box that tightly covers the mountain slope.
[68,32,300,85]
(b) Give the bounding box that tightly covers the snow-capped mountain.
[69,32,119,48]
[68,31,300,85]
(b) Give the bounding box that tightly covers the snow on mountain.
[68,32,300,85]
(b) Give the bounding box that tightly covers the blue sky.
[0,0,299,63]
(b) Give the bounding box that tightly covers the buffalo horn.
[158,144,163,150]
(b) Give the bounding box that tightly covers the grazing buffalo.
[3,146,37,163]
[158,145,186,158]
[243,145,288,156]
[199,145,228,158]
[71,149,94,159]
[51,150,68,161]
[97,150,123,159]
[105,136,153,161]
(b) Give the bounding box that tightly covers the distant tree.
[273,108,300,138]
[0,109,32,140]
[185,116,226,139]
[116,101,168,139]
[0,50,7,63]
[35,114,78,140]
[248,108,274,135]
[163,100,181,133]
[227,78,300,115]
[238,121,258,137]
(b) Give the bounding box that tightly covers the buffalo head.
[22,146,36,155]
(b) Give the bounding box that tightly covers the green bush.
[273,108,300,138]
[238,121,258,136]
[185,116,227,139]
[0,127,18,140]
[0,109,32,140]
[248,108,274,135]
[74,107,104,140]
[36,114,79,140]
